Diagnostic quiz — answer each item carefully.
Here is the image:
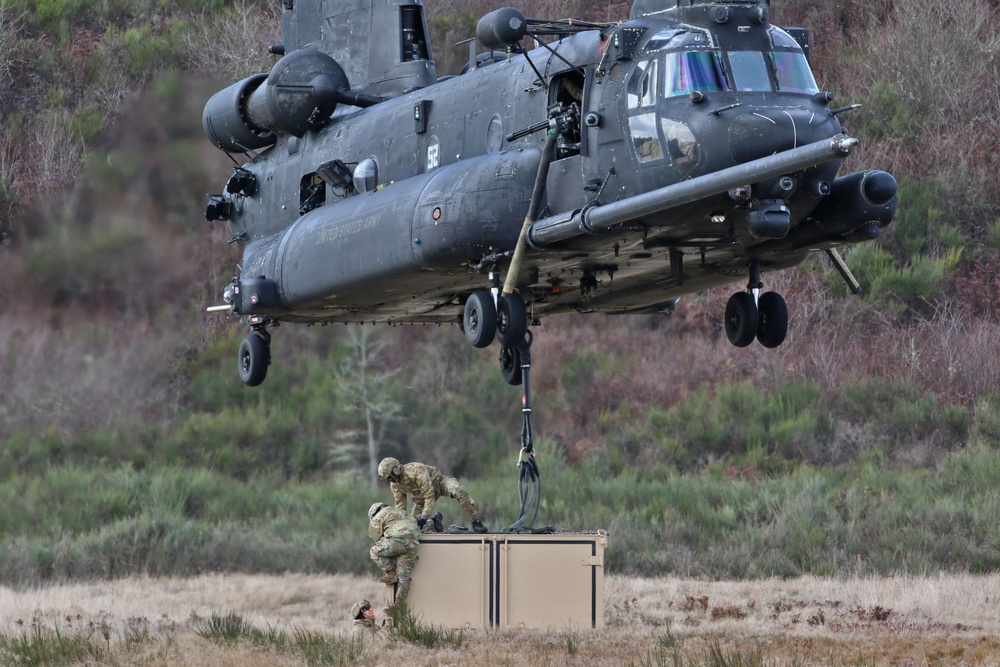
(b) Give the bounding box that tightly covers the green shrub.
[0,623,109,666]
[969,394,1000,447]
[194,611,255,645]
[194,611,364,664]
[389,603,465,649]
[892,177,945,256]
[864,79,917,141]
[986,220,1000,249]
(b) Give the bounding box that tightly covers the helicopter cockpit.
[625,24,822,177]
[638,25,818,96]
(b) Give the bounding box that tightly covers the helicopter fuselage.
[203,0,896,385]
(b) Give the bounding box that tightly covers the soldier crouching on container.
[351,599,385,641]
[367,501,420,605]
[377,457,488,534]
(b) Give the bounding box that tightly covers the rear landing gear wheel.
[724,292,758,347]
[756,291,788,348]
[238,332,270,386]
[464,291,497,348]
[499,344,522,386]
[497,292,527,347]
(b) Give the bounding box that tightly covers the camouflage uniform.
[390,461,482,523]
[350,599,385,642]
[368,505,420,603]
[352,617,386,642]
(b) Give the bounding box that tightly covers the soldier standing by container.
[367,501,420,605]
[377,457,488,533]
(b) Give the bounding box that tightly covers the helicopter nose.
[728,109,838,163]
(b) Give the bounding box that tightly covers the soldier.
[351,599,385,642]
[377,457,488,534]
[368,501,420,604]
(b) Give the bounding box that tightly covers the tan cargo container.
[386,532,607,630]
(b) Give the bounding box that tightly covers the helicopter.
[202,0,897,388]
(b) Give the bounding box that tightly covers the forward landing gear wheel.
[238,332,270,386]
[499,344,522,386]
[724,292,758,347]
[756,291,788,348]
[497,292,527,347]
[463,290,497,348]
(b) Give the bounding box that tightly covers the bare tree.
[333,326,402,489]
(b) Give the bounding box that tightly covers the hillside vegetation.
[0,0,999,584]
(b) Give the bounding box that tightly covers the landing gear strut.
[724,260,788,349]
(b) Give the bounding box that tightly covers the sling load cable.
[504,333,543,532]
[500,121,559,533]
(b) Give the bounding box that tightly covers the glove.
[417,516,427,529]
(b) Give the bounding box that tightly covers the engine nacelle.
[202,74,276,153]
[246,49,350,139]
[203,50,353,152]
[476,8,528,51]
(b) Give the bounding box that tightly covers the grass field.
[1,573,998,666]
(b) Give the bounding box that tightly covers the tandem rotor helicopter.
[203,0,897,389]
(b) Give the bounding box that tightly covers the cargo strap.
[501,117,566,534]
[502,335,546,532]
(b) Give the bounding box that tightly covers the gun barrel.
[528,135,858,248]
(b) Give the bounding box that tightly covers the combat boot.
[379,570,398,584]
[396,577,411,602]
[431,512,444,532]
[472,519,488,534]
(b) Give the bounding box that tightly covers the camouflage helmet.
[377,457,401,481]
[368,502,387,519]
[351,599,371,619]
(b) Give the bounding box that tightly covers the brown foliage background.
[0,0,998,468]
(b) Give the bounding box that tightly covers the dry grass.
[2,573,998,665]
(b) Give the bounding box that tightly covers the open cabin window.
[299,172,326,215]
[550,70,586,159]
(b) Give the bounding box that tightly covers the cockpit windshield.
[663,51,730,97]
[641,24,819,96]
[771,51,818,94]
[728,51,771,92]
[763,26,819,94]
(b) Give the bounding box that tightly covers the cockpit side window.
[768,27,801,50]
[627,58,659,109]
[645,26,714,52]
[772,51,819,94]
[663,51,730,97]
[627,58,663,163]
[767,26,819,94]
